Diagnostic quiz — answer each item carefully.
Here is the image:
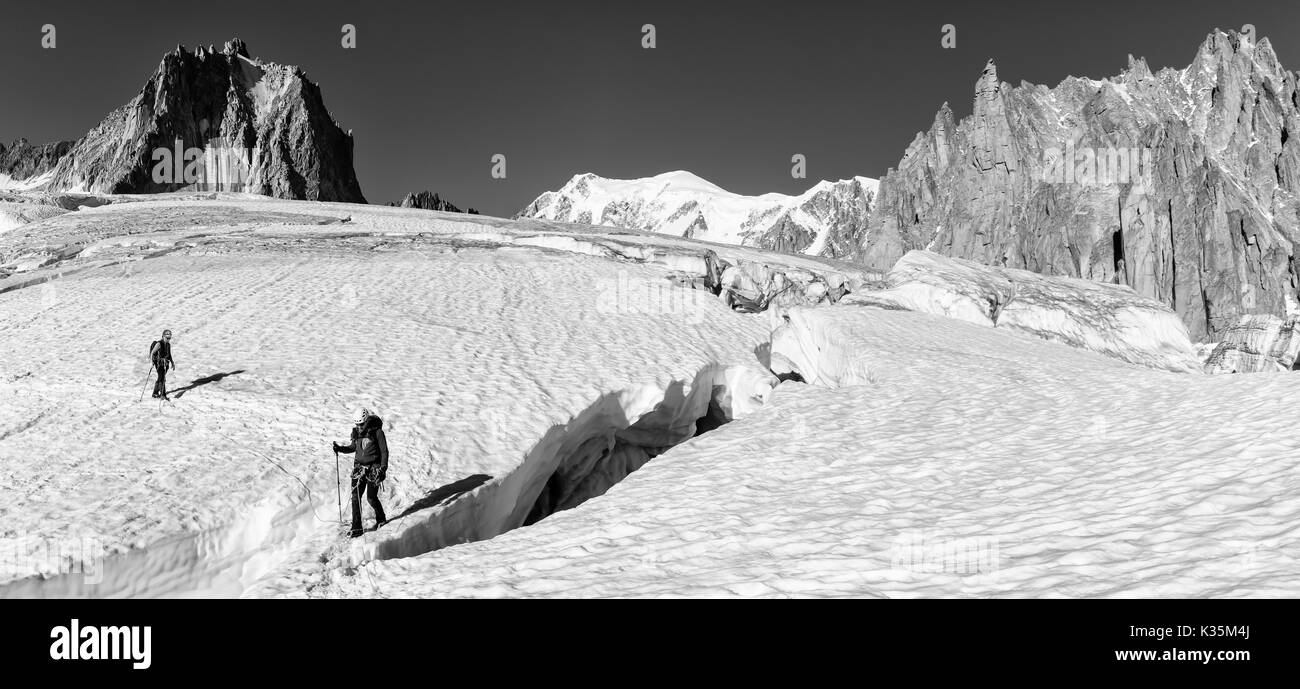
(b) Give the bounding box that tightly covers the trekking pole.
[138,367,154,402]
[334,450,343,526]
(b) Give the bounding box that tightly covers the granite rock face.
[8,39,364,203]
[1203,314,1300,372]
[862,30,1300,342]
[391,191,477,214]
[518,171,878,258]
[0,139,75,182]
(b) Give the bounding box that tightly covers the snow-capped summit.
[517,171,878,258]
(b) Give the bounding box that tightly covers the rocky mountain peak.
[974,60,1001,101]
[1124,54,1152,80]
[979,59,998,81]
[861,29,1300,342]
[390,191,478,214]
[0,138,75,181]
[224,38,250,59]
[6,40,364,203]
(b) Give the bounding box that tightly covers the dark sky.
[2,0,1297,216]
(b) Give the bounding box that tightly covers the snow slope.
[518,171,879,259]
[0,194,880,598]
[0,202,67,234]
[0,171,56,193]
[3,194,1296,599]
[285,303,1300,598]
[846,251,1201,372]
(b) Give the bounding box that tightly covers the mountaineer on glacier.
[333,408,390,537]
[148,330,177,400]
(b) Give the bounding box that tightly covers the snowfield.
[0,194,867,597]
[1,194,1297,598]
[0,203,65,234]
[282,305,1300,598]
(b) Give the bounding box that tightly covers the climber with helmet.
[332,408,389,537]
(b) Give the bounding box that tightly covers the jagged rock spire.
[223,38,250,58]
[19,40,366,202]
[861,29,1300,341]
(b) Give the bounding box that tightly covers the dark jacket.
[150,340,174,369]
[337,415,389,469]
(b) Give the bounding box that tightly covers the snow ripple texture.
[0,196,785,596]
[315,305,1300,598]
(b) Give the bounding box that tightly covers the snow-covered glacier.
[0,194,872,597]
[1,194,1296,599]
[297,302,1300,598]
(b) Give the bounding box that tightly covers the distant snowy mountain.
[517,171,878,258]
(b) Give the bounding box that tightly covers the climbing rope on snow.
[212,430,342,527]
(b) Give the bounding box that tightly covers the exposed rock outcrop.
[390,191,477,214]
[0,139,74,182]
[6,39,364,203]
[862,30,1300,342]
[1203,314,1300,372]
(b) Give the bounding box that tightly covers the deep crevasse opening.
[522,375,736,527]
[356,363,774,565]
[0,361,775,599]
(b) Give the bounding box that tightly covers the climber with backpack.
[148,330,177,399]
[332,408,389,537]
